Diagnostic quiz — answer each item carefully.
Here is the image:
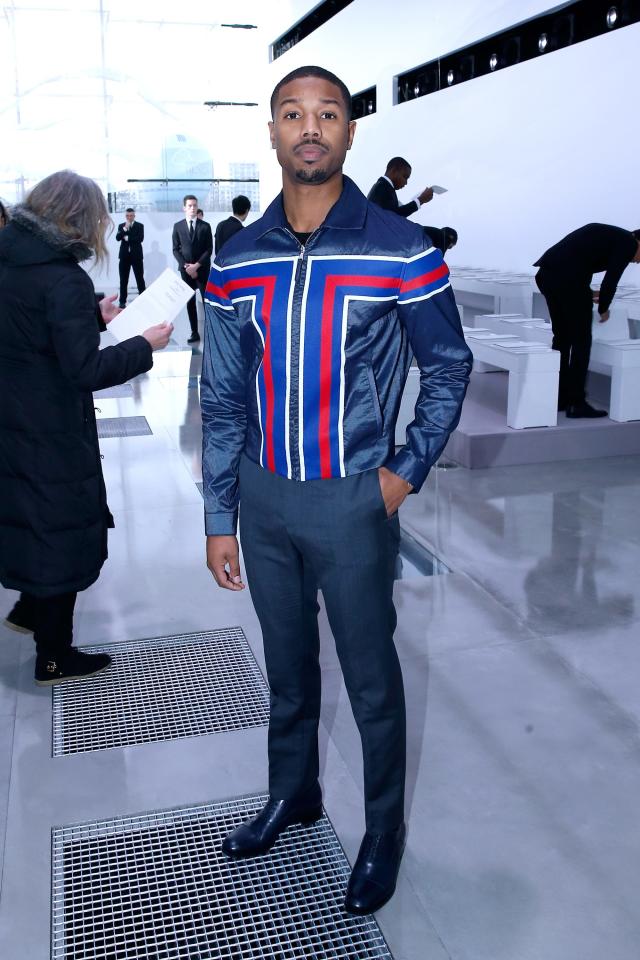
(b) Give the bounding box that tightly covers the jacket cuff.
[132,335,153,371]
[385,448,430,493]
[205,510,238,536]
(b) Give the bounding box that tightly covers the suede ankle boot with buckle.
[34,648,112,686]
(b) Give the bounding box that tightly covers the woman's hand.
[98,294,121,324]
[142,323,173,350]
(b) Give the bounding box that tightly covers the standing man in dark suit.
[214,195,251,255]
[367,157,433,219]
[172,194,213,343]
[116,208,145,308]
[535,223,640,418]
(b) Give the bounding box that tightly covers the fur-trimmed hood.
[0,205,93,263]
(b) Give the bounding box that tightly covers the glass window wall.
[0,1,265,211]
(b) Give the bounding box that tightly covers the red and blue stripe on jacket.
[205,246,450,482]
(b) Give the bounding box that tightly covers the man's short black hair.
[183,194,197,205]
[632,229,640,241]
[197,208,204,216]
[125,207,135,213]
[386,157,411,173]
[270,65,351,119]
[232,195,251,216]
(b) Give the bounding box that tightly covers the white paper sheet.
[430,185,448,195]
[105,269,195,342]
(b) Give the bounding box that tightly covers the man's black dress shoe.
[222,791,323,859]
[565,401,607,419]
[187,332,200,343]
[344,823,406,916]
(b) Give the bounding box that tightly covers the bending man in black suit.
[534,223,640,418]
[214,194,251,255]
[116,208,145,308]
[367,157,433,219]
[172,194,213,343]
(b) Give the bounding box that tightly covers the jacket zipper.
[284,229,318,480]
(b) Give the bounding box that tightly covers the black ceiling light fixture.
[606,6,619,27]
[272,0,355,60]
[351,86,377,120]
[204,101,259,108]
[395,0,640,105]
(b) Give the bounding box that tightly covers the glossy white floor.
[1,313,640,959]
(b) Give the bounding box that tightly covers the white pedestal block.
[590,341,640,421]
[466,337,560,428]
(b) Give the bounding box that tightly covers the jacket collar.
[257,175,367,238]
[8,206,93,262]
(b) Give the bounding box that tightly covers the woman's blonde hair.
[24,170,112,266]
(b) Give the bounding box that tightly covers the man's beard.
[294,166,330,184]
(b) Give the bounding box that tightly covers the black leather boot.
[222,789,323,859]
[344,823,407,915]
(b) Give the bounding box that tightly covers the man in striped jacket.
[201,65,472,915]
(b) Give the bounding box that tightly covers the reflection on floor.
[1,318,640,959]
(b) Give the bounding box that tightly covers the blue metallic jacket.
[201,176,472,535]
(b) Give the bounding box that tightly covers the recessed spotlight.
[447,69,455,86]
[367,100,374,113]
[489,53,498,71]
[538,32,548,52]
[413,82,420,96]
[606,6,618,28]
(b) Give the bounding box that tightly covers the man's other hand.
[378,466,413,517]
[598,310,610,323]
[418,186,434,205]
[207,535,245,591]
[185,263,199,279]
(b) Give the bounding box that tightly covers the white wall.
[263,0,640,286]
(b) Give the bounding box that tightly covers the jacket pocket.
[365,363,384,438]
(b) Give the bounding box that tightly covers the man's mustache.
[293,141,329,153]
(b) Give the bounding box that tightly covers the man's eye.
[284,111,300,120]
[321,112,337,120]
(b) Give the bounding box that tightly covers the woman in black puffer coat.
[0,170,172,685]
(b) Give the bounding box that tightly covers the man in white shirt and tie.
[172,194,213,343]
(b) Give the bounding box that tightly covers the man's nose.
[302,116,321,139]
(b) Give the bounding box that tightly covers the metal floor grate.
[97,416,152,438]
[93,383,134,400]
[52,629,269,756]
[52,794,393,960]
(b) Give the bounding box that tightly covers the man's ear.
[268,120,276,149]
[346,119,357,150]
